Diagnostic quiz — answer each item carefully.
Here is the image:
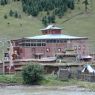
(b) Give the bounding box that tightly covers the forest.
[21,0,74,16]
[0,0,90,26]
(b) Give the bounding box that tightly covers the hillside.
[0,1,95,56]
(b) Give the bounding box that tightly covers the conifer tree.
[21,0,75,17]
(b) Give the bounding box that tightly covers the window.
[25,39,31,42]
[21,39,25,42]
[47,40,49,43]
[31,43,36,46]
[58,48,61,52]
[42,43,46,46]
[56,40,59,43]
[37,40,41,42]
[33,43,36,46]
[60,40,63,43]
[21,42,46,47]
[31,43,34,46]
[78,46,81,50]
[25,43,30,46]
[22,43,26,46]
[37,43,41,46]
[52,40,56,43]
[42,40,46,42]
[64,40,67,43]
[74,46,77,50]
[46,48,50,52]
[46,40,50,43]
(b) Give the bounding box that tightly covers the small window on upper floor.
[25,43,30,46]
[78,46,81,50]
[58,48,61,52]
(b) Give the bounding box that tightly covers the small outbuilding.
[80,55,93,62]
[82,64,95,74]
[80,64,95,82]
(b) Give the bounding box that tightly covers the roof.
[25,34,88,40]
[40,24,62,30]
[80,55,93,59]
[82,64,95,73]
[38,57,57,62]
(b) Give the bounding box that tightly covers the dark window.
[4,53,9,57]
[52,40,56,43]
[49,40,52,43]
[57,40,60,43]
[25,43,30,46]
[64,40,67,43]
[31,40,35,42]
[22,43,26,46]
[25,40,31,42]
[31,43,36,46]
[31,43,34,46]
[58,48,61,52]
[42,43,46,46]
[42,40,45,42]
[78,46,81,50]
[37,40,41,42]
[60,40,63,43]
[37,43,41,46]
[74,46,77,50]
[47,39,57,43]
[33,43,36,46]
[46,40,50,43]
[22,39,25,42]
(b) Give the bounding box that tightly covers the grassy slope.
[0,1,95,53]
[0,74,95,91]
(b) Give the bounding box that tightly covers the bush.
[22,64,44,85]
[14,11,19,18]
[4,14,8,19]
[9,10,14,17]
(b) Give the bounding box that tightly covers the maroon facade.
[8,25,88,60]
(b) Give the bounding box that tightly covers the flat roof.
[25,34,88,40]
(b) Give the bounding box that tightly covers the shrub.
[4,14,8,19]
[14,11,18,18]
[22,64,44,85]
[9,10,14,17]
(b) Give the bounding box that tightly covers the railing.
[71,72,95,82]
[78,73,95,82]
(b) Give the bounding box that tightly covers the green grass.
[0,73,23,84]
[33,74,95,90]
[0,74,95,91]
[0,1,95,53]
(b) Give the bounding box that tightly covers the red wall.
[42,29,61,35]
[12,39,88,59]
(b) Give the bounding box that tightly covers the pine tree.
[0,0,8,5]
[42,16,48,26]
[51,15,55,23]
[21,0,75,17]
[14,11,18,18]
[9,10,14,17]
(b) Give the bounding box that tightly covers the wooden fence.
[77,73,95,82]
[71,72,95,82]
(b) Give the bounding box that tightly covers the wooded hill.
[21,0,74,17]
